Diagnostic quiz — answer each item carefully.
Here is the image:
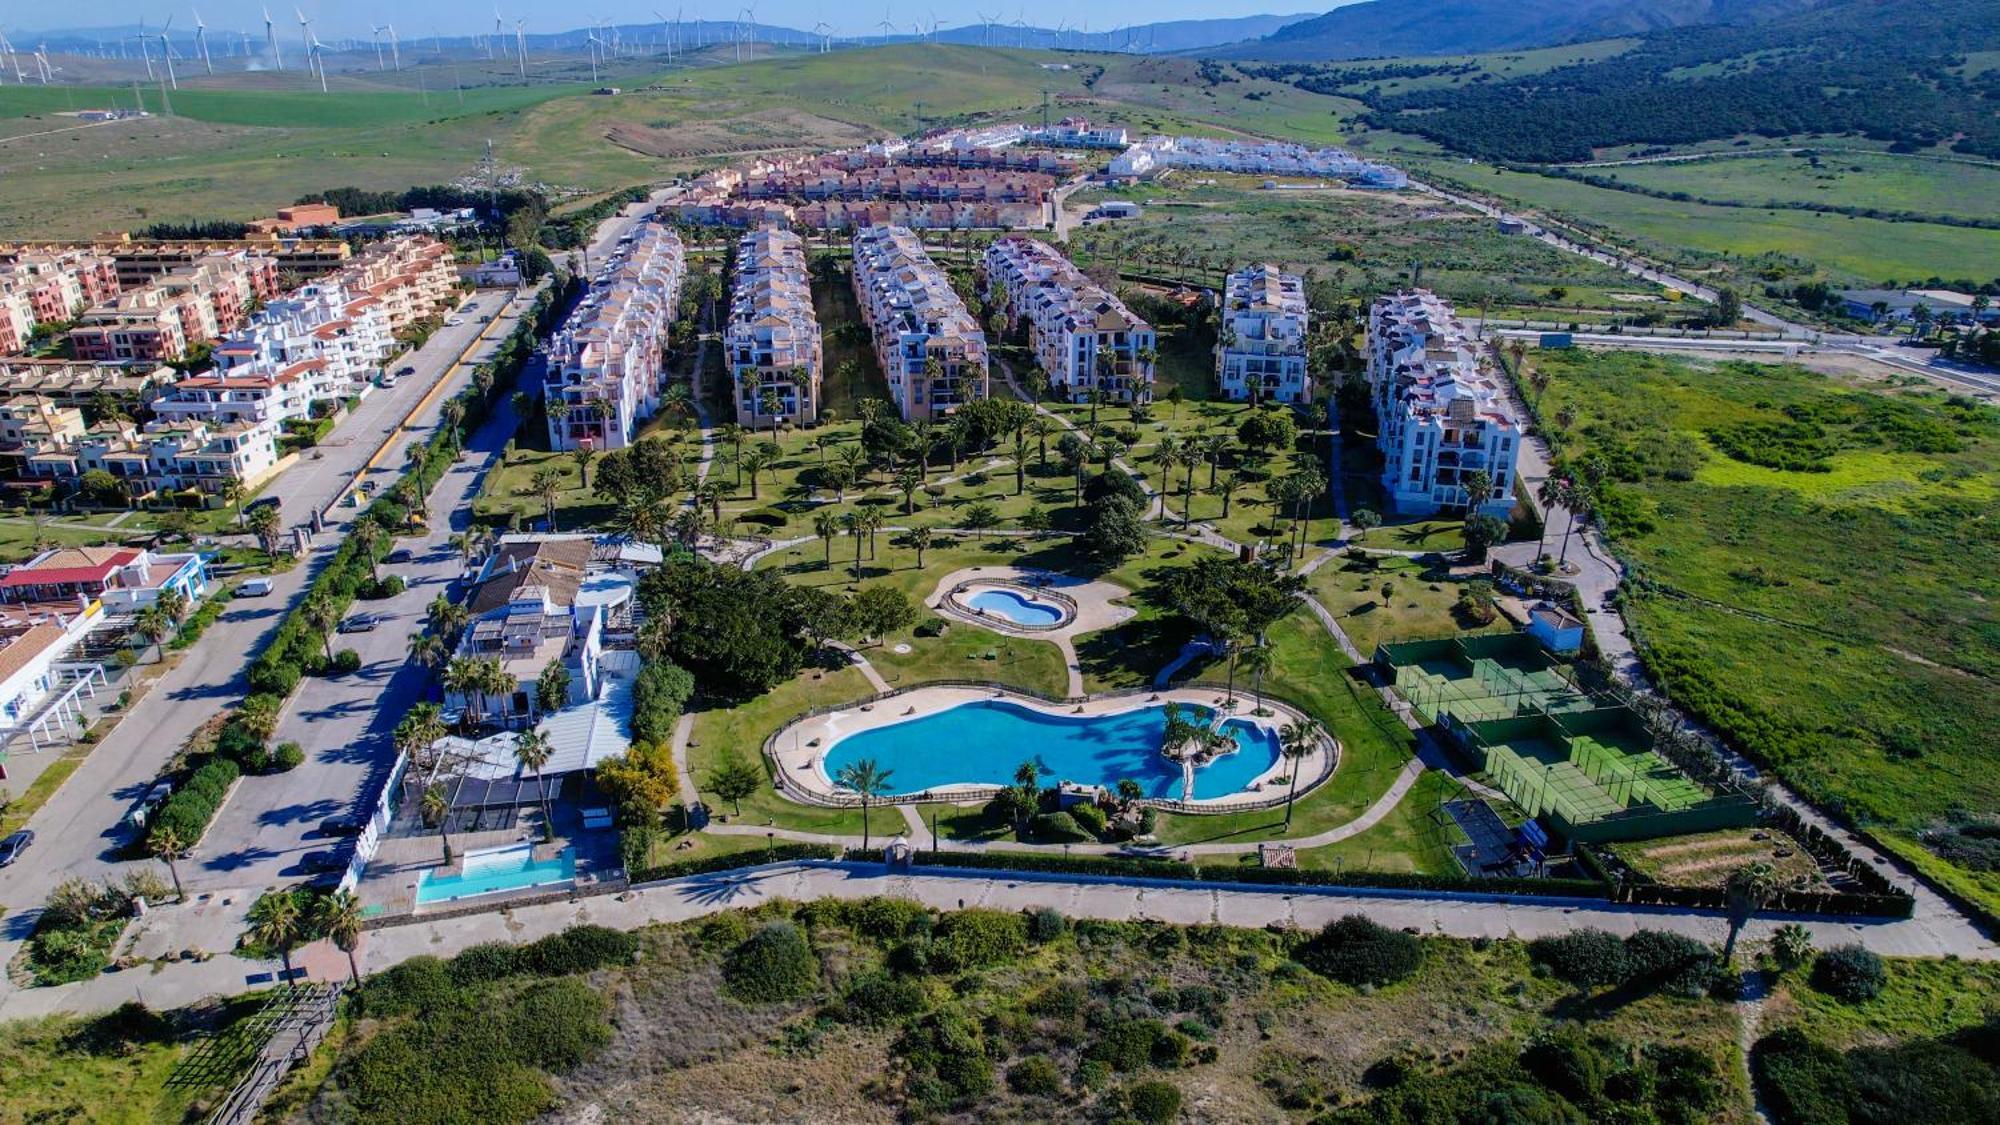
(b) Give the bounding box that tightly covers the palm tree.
[247,890,305,990]
[428,595,469,641]
[531,467,563,530]
[1011,430,1029,495]
[314,889,366,985]
[1156,437,1182,501]
[894,466,923,515]
[844,511,865,577]
[1534,476,1563,560]
[814,511,840,568]
[514,728,556,842]
[718,422,747,486]
[907,525,934,569]
[135,604,173,663]
[1030,416,1057,466]
[1557,481,1592,569]
[1277,720,1322,828]
[1241,643,1274,713]
[245,502,283,562]
[442,656,486,727]
[834,758,895,850]
[302,595,339,665]
[571,444,596,490]
[738,445,773,500]
[147,825,187,902]
[220,479,247,528]
[352,519,382,584]
[396,702,448,765]
[859,508,884,560]
[1219,470,1247,519]
[421,783,454,864]
[407,631,446,670]
[1723,861,1779,962]
[478,658,515,726]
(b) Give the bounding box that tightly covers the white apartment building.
[983,236,1154,404]
[26,418,280,498]
[728,227,823,428]
[1023,118,1130,150]
[851,226,988,421]
[1364,290,1519,519]
[1218,264,1311,404]
[212,277,395,399]
[544,222,686,452]
[1109,136,1407,188]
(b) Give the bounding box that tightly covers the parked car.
[443,317,464,327]
[299,850,346,875]
[385,548,414,564]
[318,816,364,838]
[396,364,416,376]
[239,577,274,596]
[0,829,34,867]
[337,613,383,634]
[125,780,176,828]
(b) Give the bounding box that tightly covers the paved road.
[3,858,1990,1020]
[0,289,530,967]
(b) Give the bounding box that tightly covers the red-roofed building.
[0,544,208,610]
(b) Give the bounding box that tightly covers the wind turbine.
[812,21,831,53]
[654,9,674,59]
[308,30,328,91]
[878,5,895,43]
[513,19,526,78]
[733,6,753,63]
[583,30,602,82]
[35,44,55,84]
[192,9,214,74]
[0,32,24,83]
[370,24,386,69]
[133,22,157,82]
[294,8,314,79]
[978,11,997,48]
[385,24,401,71]
[262,7,281,70]
[488,9,503,59]
[157,15,179,89]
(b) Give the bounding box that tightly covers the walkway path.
[828,641,892,693]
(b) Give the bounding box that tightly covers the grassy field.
[1306,552,1509,656]
[1586,151,2000,227]
[1606,828,1826,890]
[0,999,267,1123]
[1525,347,2000,917]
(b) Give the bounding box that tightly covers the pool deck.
[771,684,1333,810]
[927,565,1136,641]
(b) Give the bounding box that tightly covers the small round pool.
[968,588,1065,627]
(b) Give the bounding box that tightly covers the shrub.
[449,942,523,986]
[1127,1080,1183,1124]
[1624,929,1717,997]
[723,921,820,1003]
[363,955,460,1016]
[147,757,240,850]
[930,909,1027,972]
[1008,1055,1063,1097]
[838,896,929,941]
[1089,1019,1170,1073]
[272,742,305,771]
[629,660,695,745]
[506,977,613,1071]
[840,970,930,1024]
[1294,915,1424,988]
[1028,811,1092,843]
[1528,928,1628,988]
[1753,1028,1854,1125]
[1523,1029,1608,1105]
[1028,907,1068,943]
[1070,802,1108,836]
[1811,945,1886,1003]
[521,925,638,976]
[359,575,406,599]
[898,1008,993,1109]
[1029,979,1087,1018]
[329,649,363,674]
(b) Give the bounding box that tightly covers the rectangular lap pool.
[416,843,575,906]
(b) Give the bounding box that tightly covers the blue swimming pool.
[967,588,1066,627]
[416,844,575,905]
[821,700,1281,799]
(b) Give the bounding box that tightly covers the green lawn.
[863,622,1071,699]
[1527,347,2000,918]
[684,662,876,837]
[1195,768,1466,875]
[1306,552,1508,655]
[1590,151,2000,227]
[0,1001,265,1124]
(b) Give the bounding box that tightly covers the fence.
[338,750,410,894]
[204,983,344,1125]
[759,679,1339,815]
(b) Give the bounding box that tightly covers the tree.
[906,524,935,569]
[1380,581,1395,606]
[895,466,923,515]
[514,727,556,842]
[814,511,840,568]
[1241,643,1274,713]
[245,501,283,562]
[352,519,382,584]
[844,511,865,577]
[850,585,918,646]
[1771,922,1814,971]
[570,444,596,490]
[835,758,895,850]
[1076,493,1146,566]
[1709,287,1742,329]
[1462,514,1509,563]
[531,466,563,530]
[1237,409,1297,455]
[739,444,774,500]
[147,825,187,902]
[1722,861,1779,962]
[1463,469,1494,512]
[1350,507,1379,541]
[1030,415,1057,466]
[707,752,763,816]
[314,889,366,985]
[247,890,306,990]
[1277,720,1322,828]
[964,502,1000,540]
[536,658,572,714]
[421,783,454,864]
[134,604,173,664]
[394,703,448,766]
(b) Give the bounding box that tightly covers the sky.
[25,2,1333,41]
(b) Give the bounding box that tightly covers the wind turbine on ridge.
[191,9,214,74]
[262,7,282,70]
[156,14,180,89]
[513,20,527,78]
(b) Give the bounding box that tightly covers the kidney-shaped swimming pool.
[819,699,1281,800]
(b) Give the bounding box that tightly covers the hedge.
[882,849,1610,900]
[626,842,838,884]
[146,757,241,848]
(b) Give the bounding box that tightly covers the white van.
[240,578,275,596]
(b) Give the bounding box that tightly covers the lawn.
[1606,827,1826,890]
[684,662,876,837]
[0,1003,264,1124]
[1195,768,1467,875]
[863,621,1071,700]
[1526,347,2000,918]
[1306,552,1508,655]
[1765,956,2000,1049]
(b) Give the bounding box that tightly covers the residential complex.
[0,237,353,288]
[851,226,989,420]
[544,222,686,451]
[1109,136,1407,188]
[1364,290,1520,518]
[1217,264,1311,404]
[24,417,281,501]
[665,142,1062,232]
[67,252,278,363]
[727,227,823,428]
[0,358,171,412]
[982,236,1155,404]
[0,248,123,354]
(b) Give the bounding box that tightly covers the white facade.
[1364,290,1519,519]
[727,227,823,428]
[1218,264,1310,404]
[851,226,988,421]
[1023,118,1129,150]
[982,236,1154,404]
[544,222,686,451]
[27,418,280,497]
[1110,136,1406,188]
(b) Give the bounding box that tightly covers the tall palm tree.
[834,758,895,850]
[738,445,772,500]
[1277,719,1322,828]
[859,508,884,560]
[134,604,173,664]
[407,631,447,670]
[1723,861,1779,962]
[421,783,454,864]
[1155,437,1181,502]
[844,511,865,577]
[907,525,934,569]
[478,658,516,726]
[531,467,563,530]
[1241,643,1274,713]
[1534,476,1563,560]
[245,502,283,562]
[1030,415,1057,466]
[814,511,839,568]
[314,889,366,985]
[442,656,484,727]
[247,890,305,990]
[514,728,556,842]
[147,825,187,902]
[352,520,382,583]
